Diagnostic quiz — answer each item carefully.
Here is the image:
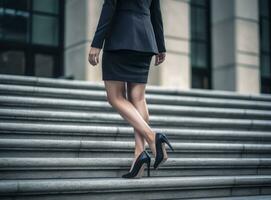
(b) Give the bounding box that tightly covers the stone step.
[189,195,271,200]
[1,74,271,200]
[1,74,271,102]
[1,122,270,144]
[2,96,271,120]
[0,157,270,180]
[1,139,271,158]
[0,175,270,199]
[1,108,270,130]
[1,84,271,110]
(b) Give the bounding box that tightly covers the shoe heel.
[162,135,174,151]
[122,150,151,179]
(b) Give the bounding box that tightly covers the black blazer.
[91,0,166,55]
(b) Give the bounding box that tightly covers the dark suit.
[91,0,166,55]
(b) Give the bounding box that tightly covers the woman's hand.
[155,52,166,66]
[88,47,101,66]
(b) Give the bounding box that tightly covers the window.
[0,50,25,75]
[0,0,64,78]
[259,0,271,94]
[190,0,212,89]
[0,0,30,43]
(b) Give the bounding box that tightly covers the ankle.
[146,131,155,145]
[147,139,156,157]
[134,149,144,158]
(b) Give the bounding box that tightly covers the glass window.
[191,0,207,7]
[33,0,59,14]
[197,9,207,40]
[2,9,30,42]
[190,0,211,89]
[191,42,197,66]
[32,14,58,46]
[4,0,30,11]
[260,19,270,52]
[0,7,4,38]
[192,73,202,88]
[191,7,207,40]
[262,84,271,93]
[261,55,270,78]
[191,42,207,68]
[192,73,209,89]
[0,0,64,78]
[260,0,269,17]
[197,43,207,67]
[190,7,197,38]
[259,0,271,94]
[0,50,25,75]
[34,54,54,77]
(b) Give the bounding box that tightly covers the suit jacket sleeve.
[91,0,117,49]
[150,0,166,53]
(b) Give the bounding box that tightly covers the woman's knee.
[128,91,146,105]
[106,94,117,106]
[128,93,149,121]
[127,83,146,105]
[127,87,145,104]
[104,81,126,107]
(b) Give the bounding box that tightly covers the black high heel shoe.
[153,132,174,170]
[122,150,151,178]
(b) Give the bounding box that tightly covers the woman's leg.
[127,82,149,158]
[104,80,156,157]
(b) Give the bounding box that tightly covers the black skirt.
[101,50,154,83]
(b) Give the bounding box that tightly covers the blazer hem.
[103,47,159,56]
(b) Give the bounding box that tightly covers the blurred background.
[0,0,270,94]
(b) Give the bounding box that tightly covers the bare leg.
[127,82,148,156]
[104,80,156,157]
[126,83,149,171]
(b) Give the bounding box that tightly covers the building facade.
[0,0,270,94]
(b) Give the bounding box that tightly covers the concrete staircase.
[0,74,271,200]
